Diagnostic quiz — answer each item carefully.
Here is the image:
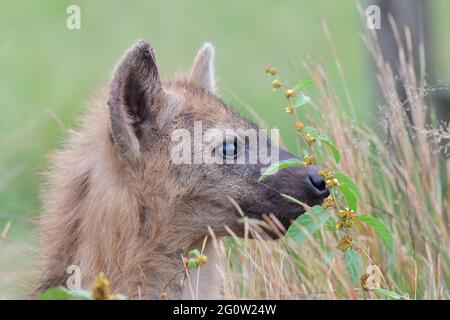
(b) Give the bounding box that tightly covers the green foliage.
[259,158,304,182]
[293,92,311,108]
[343,248,364,285]
[316,134,341,164]
[38,286,92,300]
[292,79,313,91]
[303,126,340,163]
[303,126,320,137]
[38,286,128,300]
[337,184,358,211]
[324,219,338,231]
[286,205,331,242]
[334,172,362,200]
[188,249,201,257]
[356,215,393,249]
[263,73,397,294]
[187,259,199,269]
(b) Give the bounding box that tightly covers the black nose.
[309,174,327,191]
[306,167,329,198]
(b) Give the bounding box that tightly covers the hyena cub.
[38,41,329,299]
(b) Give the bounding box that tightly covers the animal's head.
[108,40,329,239]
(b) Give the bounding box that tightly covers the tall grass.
[210,18,449,300]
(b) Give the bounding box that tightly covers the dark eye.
[219,136,240,160]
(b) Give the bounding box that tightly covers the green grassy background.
[0,0,449,298]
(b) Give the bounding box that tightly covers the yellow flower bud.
[160,292,169,300]
[360,273,370,291]
[305,133,315,145]
[326,179,335,188]
[265,65,278,76]
[196,255,208,266]
[284,89,296,98]
[303,155,316,166]
[294,121,304,131]
[337,209,356,229]
[339,208,355,219]
[337,235,353,251]
[322,196,335,208]
[326,178,339,188]
[319,169,333,180]
[344,219,355,228]
[272,79,282,89]
[92,272,111,300]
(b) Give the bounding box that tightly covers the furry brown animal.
[38,41,329,299]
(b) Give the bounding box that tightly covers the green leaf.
[293,92,311,108]
[343,248,363,285]
[38,286,91,300]
[188,249,201,257]
[317,134,341,163]
[38,287,71,300]
[356,215,394,249]
[187,258,199,269]
[259,158,304,182]
[324,218,338,231]
[303,126,320,138]
[286,206,330,242]
[337,184,358,211]
[334,172,362,200]
[302,127,340,163]
[293,79,313,91]
[373,288,402,300]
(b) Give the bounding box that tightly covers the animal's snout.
[305,166,329,199]
[267,149,330,207]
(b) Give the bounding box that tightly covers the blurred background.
[0,0,448,298]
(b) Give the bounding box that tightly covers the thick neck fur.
[39,90,220,299]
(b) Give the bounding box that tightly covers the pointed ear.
[108,40,165,162]
[189,43,216,92]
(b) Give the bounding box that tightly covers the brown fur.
[38,41,329,299]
